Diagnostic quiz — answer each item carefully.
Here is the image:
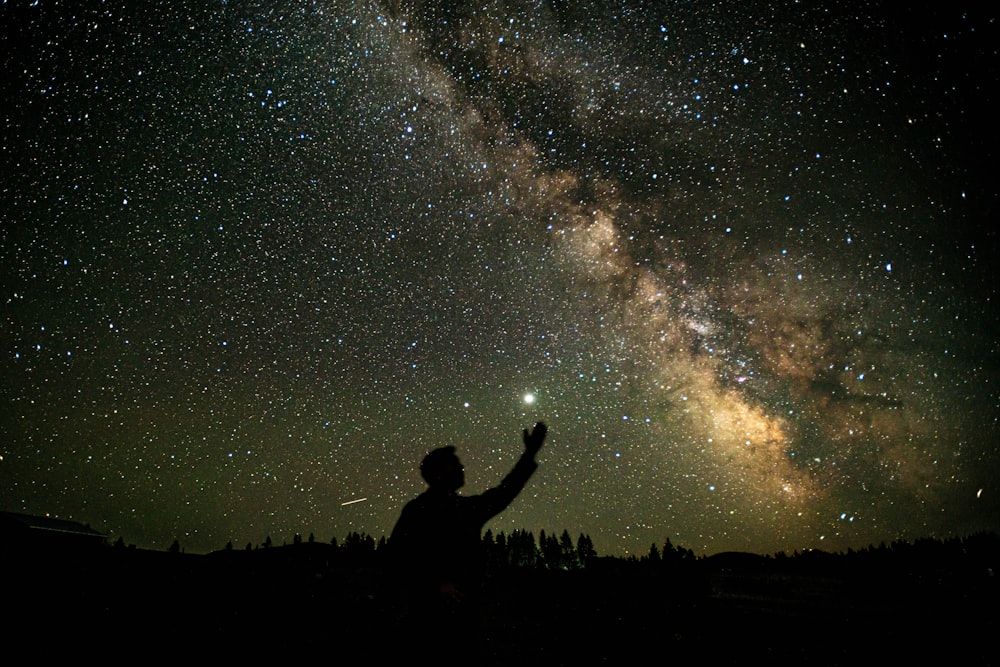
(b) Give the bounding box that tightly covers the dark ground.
[4,538,997,664]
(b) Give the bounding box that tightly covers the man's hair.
[420,446,458,484]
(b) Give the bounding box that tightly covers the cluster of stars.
[1,1,996,556]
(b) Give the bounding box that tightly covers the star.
[0,1,996,558]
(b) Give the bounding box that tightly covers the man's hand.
[523,422,547,456]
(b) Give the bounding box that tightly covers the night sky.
[2,1,997,557]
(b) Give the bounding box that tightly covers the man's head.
[420,446,465,491]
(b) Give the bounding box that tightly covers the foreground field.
[6,535,996,664]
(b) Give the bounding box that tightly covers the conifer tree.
[560,530,578,569]
[576,534,597,567]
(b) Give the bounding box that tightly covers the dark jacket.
[388,453,538,595]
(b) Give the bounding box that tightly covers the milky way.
[2,1,997,556]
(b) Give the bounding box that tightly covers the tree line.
[185,527,700,572]
[124,529,996,576]
[204,528,606,570]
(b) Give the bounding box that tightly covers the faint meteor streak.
[340,497,368,506]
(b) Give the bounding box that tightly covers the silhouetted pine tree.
[576,534,597,567]
[342,531,376,563]
[494,531,509,567]
[540,530,561,569]
[559,529,579,570]
[508,529,538,568]
[482,529,505,573]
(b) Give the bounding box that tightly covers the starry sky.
[2,0,998,557]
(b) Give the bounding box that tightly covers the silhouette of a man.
[388,422,547,622]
